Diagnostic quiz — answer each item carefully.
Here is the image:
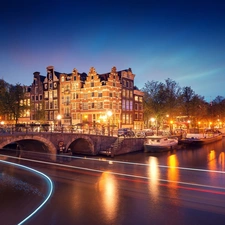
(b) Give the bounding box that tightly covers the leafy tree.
[0,79,10,115]
[211,96,225,123]
[164,78,182,118]
[180,86,207,128]
[3,83,27,124]
[142,80,168,133]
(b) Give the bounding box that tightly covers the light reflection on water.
[147,157,159,201]
[98,172,118,222]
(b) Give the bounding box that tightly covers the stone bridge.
[0,132,145,161]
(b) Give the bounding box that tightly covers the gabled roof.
[40,75,45,82]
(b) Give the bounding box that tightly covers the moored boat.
[144,136,178,153]
[180,129,222,145]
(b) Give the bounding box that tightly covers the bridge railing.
[0,125,119,137]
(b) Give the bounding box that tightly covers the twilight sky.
[1,0,225,102]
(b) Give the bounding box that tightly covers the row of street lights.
[56,111,113,135]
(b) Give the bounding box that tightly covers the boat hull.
[144,136,178,153]
[180,134,222,145]
[144,144,177,153]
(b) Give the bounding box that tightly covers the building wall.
[28,66,144,130]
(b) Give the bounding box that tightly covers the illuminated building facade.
[30,65,144,130]
[30,72,45,122]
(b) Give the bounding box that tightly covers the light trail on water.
[0,159,53,225]
[1,154,225,195]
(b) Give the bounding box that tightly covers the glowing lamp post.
[107,111,112,136]
[57,114,62,130]
[170,120,173,134]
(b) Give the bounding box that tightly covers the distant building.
[30,71,45,123]
[28,65,144,130]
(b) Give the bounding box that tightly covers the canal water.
[1,138,225,225]
[113,137,225,171]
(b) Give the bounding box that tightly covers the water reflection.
[208,150,216,171]
[98,172,118,222]
[167,154,179,198]
[219,152,225,170]
[147,157,159,201]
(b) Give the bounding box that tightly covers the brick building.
[30,65,144,131]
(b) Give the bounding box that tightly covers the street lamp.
[57,114,62,130]
[150,117,155,128]
[107,111,112,136]
[170,120,173,134]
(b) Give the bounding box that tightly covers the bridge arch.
[67,136,95,155]
[0,135,57,160]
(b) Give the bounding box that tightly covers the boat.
[180,129,222,145]
[218,128,225,137]
[144,136,178,152]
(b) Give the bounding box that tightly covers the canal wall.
[113,138,145,156]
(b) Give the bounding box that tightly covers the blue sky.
[1,0,225,102]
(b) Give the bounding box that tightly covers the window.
[135,113,138,119]
[74,76,76,81]
[122,89,126,97]
[135,103,138,110]
[92,92,95,97]
[35,95,38,101]
[130,91,133,98]
[50,111,53,120]
[50,101,53,109]
[122,99,125,110]
[122,113,125,123]
[126,114,129,123]
[98,92,102,97]
[126,100,129,110]
[130,81,133,88]
[109,93,112,97]
[97,102,103,109]
[91,82,94,87]
[49,91,53,99]
[31,95,34,101]
[83,103,88,110]
[44,92,48,98]
[72,93,78,99]
[135,96,138,101]
[53,90,57,98]
[61,76,64,82]
[45,101,49,110]
[84,93,88,99]
[39,95,42,100]
[129,101,133,110]
[92,103,95,108]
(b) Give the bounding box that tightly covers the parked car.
[142,129,154,137]
[118,128,135,137]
